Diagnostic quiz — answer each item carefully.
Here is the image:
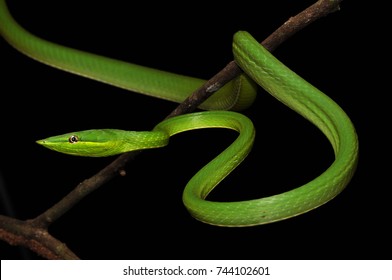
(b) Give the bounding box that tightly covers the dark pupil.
[69,135,78,143]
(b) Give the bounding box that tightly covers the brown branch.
[167,0,342,117]
[30,152,139,229]
[0,215,79,259]
[0,0,342,259]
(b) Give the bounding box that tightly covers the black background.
[0,0,387,259]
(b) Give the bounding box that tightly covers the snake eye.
[68,135,79,143]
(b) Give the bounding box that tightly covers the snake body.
[0,0,256,111]
[0,0,358,226]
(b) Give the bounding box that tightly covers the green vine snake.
[0,0,358,226]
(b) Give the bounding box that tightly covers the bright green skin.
[0,1,358,226]
[0,0,256,111]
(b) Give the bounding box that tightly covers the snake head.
[36,129,130,157]
[37,129,168,157]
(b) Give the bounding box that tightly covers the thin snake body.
[0,0,256,111]
[0,0,358,226]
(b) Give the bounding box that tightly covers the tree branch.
[0,0,342,259]
[0,215,79,259]
[167,0,342,117]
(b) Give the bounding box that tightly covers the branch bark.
[0,215,79,259]
[167,0,342,117]
[0,0,343,259]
